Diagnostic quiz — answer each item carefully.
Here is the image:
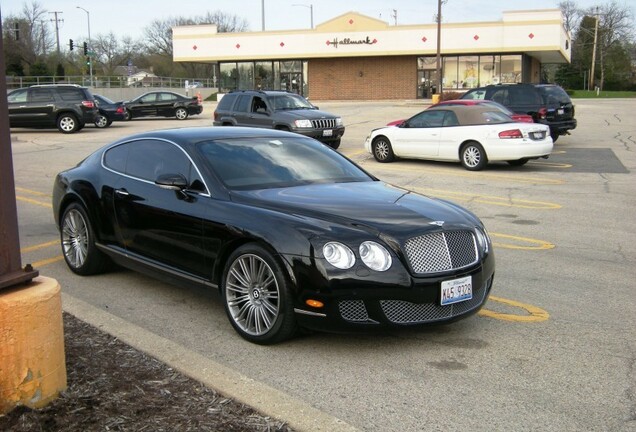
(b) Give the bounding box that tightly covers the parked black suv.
[213,90,345,148]
[7,84,98,133]
[461,83,576,142]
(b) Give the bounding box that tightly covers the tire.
[60,202,110,275]
[221,244,297,345]
[123,109,132,121]
[372,136,395,163]
[460,141,488,171]
[175,107,189,120]
[507,158,529,167]
[94,114,111,128]
[57,113,80,133]
[328,139,341,150]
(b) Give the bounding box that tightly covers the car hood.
[231,181,479,238]
[275,109,339,120]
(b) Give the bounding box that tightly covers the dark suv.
[7,84,98,133]
[213,90,345,148]
[461,83,576,142]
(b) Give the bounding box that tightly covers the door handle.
[115,189,130,196]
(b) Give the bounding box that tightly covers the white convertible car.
[365,105,553,170]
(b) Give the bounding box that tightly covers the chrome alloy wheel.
[375,140,390,160]
[61,208,89,269]
[463,146,482,168]
[225,254,280,336]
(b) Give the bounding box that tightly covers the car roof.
[427,105,506,125]
[113,126,301,147]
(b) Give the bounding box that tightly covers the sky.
[0,0,620,45]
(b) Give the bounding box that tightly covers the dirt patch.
[0,312,292,431]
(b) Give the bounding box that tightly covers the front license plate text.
[441,276,472,305]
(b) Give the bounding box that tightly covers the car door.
[155,92,178,117]
[7,88,30,126]
[391,110,444,157]
[231,95,253,127]
[9,88,56,127]
[111,139,207,278]
[132,93,159,118]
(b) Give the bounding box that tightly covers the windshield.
[197,137,372,190]
[269,94,314,110]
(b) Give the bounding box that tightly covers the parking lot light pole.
[292,4,314,29]
[76,6,93,87]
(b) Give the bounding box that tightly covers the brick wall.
[308,56,417,100]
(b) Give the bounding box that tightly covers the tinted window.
[509,87,541,105]
[158,93,178,102]
[490,88,508,105]
[7,89,28,103]
[197,137,371,190]
[539,86,571,104]
[217,93,237,110]
[235,95,250,113]
[57,88,86,101]
[408,111,446,128]
[140,94,157,103]
[462,89,486,100]
[105,140,204,191]
[30,88,55,103]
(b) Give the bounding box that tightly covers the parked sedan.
[123,91,203,121]
[52,127,494,344]
[367,105,552,170]
[93,94,126,128]
[386,99,533,127]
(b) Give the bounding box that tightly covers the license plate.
[557,108,564,115]
[323,129,333,137]
[441,276,472,305]
[532,131,545,139]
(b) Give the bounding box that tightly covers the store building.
[172,9,571,100]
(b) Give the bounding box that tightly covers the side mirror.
[155,173,188,191]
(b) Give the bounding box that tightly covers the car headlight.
[335,117,343,127]
[359,241,392,271]
[294,119,313,128]
[323,242,355,269]
[475,227,491,254]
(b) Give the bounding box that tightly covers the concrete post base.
[0,276,67,414]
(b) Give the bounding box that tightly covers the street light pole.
[76,6,93,87]
[292,4,314,29]
[589,9,599,92]
[436,0,443,99]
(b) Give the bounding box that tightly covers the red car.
[387,99,534,126]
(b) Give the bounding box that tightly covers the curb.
[61,293,359,432]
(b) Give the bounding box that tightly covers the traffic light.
[85,57,91,66]
[69,39,74,51]
[83,42,88,55]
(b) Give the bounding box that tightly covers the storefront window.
[219,63,238,92]
[500,55,522,83]
[443,57,458,90]
[255,62,273,90]
[458,56,479,89]
[479,55,500,85]
[237,62,254,89]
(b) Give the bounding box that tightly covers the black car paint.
[53,127,494,337]
[93,94,126,127]
[123,91,203,120]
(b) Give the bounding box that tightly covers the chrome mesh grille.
[404,231,477,274]
[380,278,490,324]
[339,300,370,322]
[311,118,337,129]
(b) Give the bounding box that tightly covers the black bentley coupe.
[52,127,494,344]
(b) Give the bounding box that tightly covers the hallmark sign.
[326,36,378,48]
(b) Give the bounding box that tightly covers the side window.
[490,89,507,105]
[57,88,84,101]
[252,96,267,113]
[217,94,237,110]
[103,144,129,173]
[29,88,55,103]
[124,140,205,192]
[442,112,460,127]
[235,95,250,113]
[159,93,177,102]
[7,89,28,103]
[140,94,156,103]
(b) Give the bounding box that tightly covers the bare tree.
[559,0,583,33]
[584,1,635,90]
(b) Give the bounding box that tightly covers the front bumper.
[293,126,345,143]
[284,253,495,333]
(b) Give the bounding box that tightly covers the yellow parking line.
[530,161,572,169]
[16,195,52,208]
[490,232,555,250]
[15,187,50,197]
[479,295,550,322]
[31,256,64,268]
[411,187,561,210]
[358,162,565,185]
[21,240,58,253]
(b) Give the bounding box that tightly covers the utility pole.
[589,8,599,92]
[391,9,398,25]
[436,0,444,99]
[49,11,63,56]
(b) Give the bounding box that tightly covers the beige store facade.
[173,9,572,100]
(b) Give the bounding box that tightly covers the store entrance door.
[418,70,438,99]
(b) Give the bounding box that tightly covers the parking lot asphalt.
[10,98,636,432]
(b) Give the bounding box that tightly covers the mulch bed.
[0,312,293,431]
